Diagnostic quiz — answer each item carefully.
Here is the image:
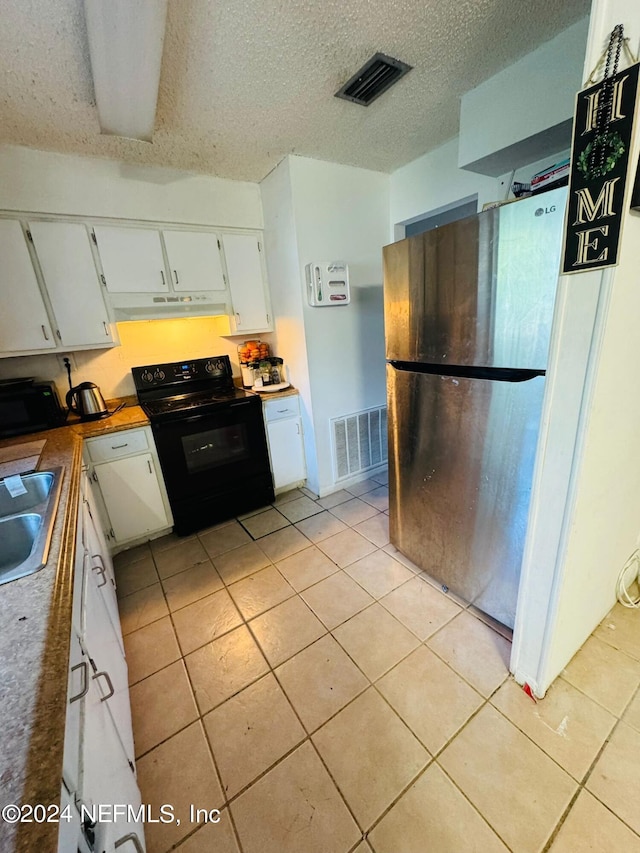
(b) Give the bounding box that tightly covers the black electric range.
[133,355,274,535]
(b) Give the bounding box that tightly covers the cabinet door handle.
[160,270,166,286]
[69,661,89,703]
[56,329,62,340]
[92,470,98,482]
[92,564,107,587]
[115,831,144,852]
[147,459,153,474]
[236,312,241,325]
[173,269,179,285]
[103,321,109,336]
[41,325,49,341]
[92,669,115,701]
[296,423,300,434]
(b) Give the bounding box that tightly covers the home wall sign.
[562,29,639,274]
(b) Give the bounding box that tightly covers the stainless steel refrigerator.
[384,187,566,629]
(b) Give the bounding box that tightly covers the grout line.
[117,490,640,853]
[137,550,225,788]
[485,682,616,786]
[434,759,516,852]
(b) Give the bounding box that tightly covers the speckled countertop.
[0,401,149,853]
[250,385,300,401]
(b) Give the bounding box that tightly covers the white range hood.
[109,290,228,321]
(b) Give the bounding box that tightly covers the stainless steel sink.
[0,468,64,585]
[0,471,55,515]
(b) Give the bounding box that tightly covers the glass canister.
[269,357,284,384]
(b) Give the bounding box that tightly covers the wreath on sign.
[577,130,626,180]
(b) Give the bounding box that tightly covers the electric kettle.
[66,381,109,421]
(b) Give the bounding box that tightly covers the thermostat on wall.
[305,262,350,307]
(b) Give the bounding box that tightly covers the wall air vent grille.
[331,406,388,480]
[335,53,412,106]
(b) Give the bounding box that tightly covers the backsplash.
[0,319,274,401]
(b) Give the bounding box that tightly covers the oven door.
[152,399,273,508]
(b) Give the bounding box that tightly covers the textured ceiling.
[0,0,590,182]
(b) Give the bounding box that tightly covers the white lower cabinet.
[263,395,306,492]
[84,427,173,550]
[82,492,123,651]
[59,472,145,853]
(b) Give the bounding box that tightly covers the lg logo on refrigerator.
[535,205,557,216]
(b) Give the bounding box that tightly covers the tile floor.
[114,474,640,853]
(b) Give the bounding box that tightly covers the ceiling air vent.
[335,52,412,106]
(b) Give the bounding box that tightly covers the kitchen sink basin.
[0,471,55,515]
[0,514,43,578]
[0,467,64,585]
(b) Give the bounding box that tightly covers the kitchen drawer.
[263,395,300,422]
[85,428,149,463]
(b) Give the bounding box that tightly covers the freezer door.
[383,188,566,370]
[387,364,545,628]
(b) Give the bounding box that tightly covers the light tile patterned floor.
[115,473,640,853]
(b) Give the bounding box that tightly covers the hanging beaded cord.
[579,24,628,181]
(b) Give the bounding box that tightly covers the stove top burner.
[141,386,254,418]
[132,355,259,421]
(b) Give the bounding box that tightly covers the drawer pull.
[93,669,115,701]
[41,324,50,341]
[115,832,144,852]
[277,409,288,413]
[92,564,107,587]
[70,661,89,703]
[111,443,129,449]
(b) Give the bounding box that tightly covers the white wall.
[512,0,640,695]
[0,144,269,398]
[0,144,262,227]
[390,139,498,228]
[261,159,319,490]
[261,156,390,496]
[288,157,390,496]
[390,137,572,232]
[459,18,589,175]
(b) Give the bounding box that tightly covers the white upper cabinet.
[162,230,227,292]
[93,225,168,293]
[223,233,272,332]
[29,221,115,348]
[0,220,56,352]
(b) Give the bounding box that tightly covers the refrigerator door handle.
[387,360,545,383]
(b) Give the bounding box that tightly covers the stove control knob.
[141,370,154,383]
[154,369,166,381]
[205,361,214,373]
